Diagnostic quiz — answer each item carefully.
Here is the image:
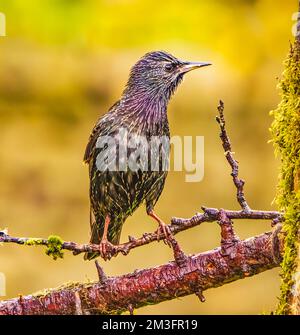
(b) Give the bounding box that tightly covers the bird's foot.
[156,221,173,247]
[142,232,152,243]
[99,239,115,261]
[148,209,173,247]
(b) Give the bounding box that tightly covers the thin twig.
[216,100,251,211]
[0,207,282,259]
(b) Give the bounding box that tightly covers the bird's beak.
[179,61,212,74]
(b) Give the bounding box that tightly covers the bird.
[84,51,211,260]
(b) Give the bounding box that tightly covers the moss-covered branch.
[270,3,300,314]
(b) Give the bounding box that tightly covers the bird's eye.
[165,63,175,72]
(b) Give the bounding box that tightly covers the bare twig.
[216,100,250,211]
[0,207,282,259]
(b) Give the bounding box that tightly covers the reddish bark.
[0,225,283,315]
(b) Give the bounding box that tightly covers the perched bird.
[84,51,211,260]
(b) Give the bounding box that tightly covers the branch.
[272,2,300,314]
[0,224,284,315]
[297,0,300,43]
[216,101,250,211]
[0,101,283,261]
[0,101,285,314]
[0,208,282,260]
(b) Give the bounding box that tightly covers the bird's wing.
[83,101,120,164]
[83,122,102,164]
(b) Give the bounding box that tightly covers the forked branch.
[0,101,284,314]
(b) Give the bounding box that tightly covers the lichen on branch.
[16,235,64,260]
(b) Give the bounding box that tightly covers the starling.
[84,51,211,260]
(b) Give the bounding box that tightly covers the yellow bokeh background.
[0,0,297,314]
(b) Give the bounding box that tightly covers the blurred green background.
[0,0,297,314]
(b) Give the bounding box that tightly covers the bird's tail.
[84,217,123,261]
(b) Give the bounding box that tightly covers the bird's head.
[125,51,211,100]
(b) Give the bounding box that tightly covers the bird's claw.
[156,222,173,247]
[142,232,152,243]
[99,239,115,261]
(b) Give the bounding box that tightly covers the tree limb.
[0,224,284,315]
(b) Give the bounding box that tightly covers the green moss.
[24,236,64,260]
[33,287,53,298]
[33,281,83,298]
[270,41,300,314]
[25,238,44,246]
[45,235,64,260]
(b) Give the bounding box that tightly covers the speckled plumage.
[84,51,210,260]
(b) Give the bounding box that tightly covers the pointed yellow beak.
[179,61,212,74]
